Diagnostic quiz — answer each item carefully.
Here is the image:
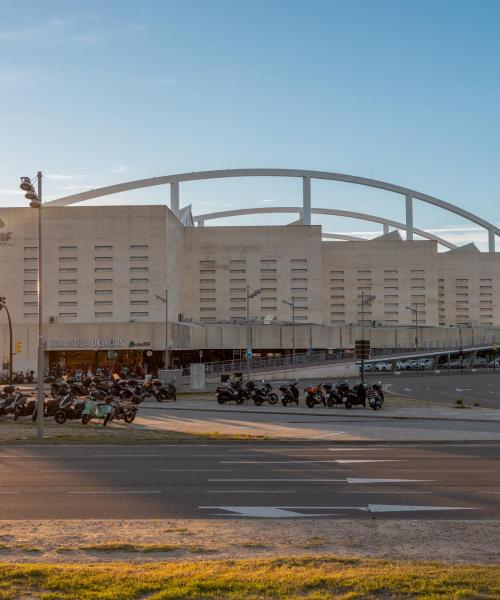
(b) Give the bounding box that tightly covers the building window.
[95,246,113,251]
[130,312,149,317]
[95,301,112,305]
[130,300,149,305]
[59,301,77,306]
[95,279,113,284]
[201,278,216,284]
[200,317,216,322]
[95,256,113,262]
[130,289,148,295]
[130,278,149,284]
[59,279,77,284]
[59,257,77,262]
[95,312,113,317]
[200,298,216,303]
[130,267,149,272]
[95,290,112,295]
[59,313,77,318]
[24,269,37,274]
[200,307,216,312]
[59,268,77,273]
[59,245,77,251]
[59,290,77,295]
[130,256,149,261]
[95,268,113,273]
[130,245,148,251]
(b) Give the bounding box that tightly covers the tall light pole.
[155,291,169,369]
[246,286,262,380]
[20,173,44,439]
[406,304,419,349]
[281,297,296,362]
[0,297,13,383]
[360,291,376,384]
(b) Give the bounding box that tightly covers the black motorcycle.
[322,383,343,407]
[148,378,177,402]
[216,379,248,404]
[279,382,300,406]
[10,392,36,420]
[247,381,278,406]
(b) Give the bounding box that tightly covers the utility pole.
[359,291,375,384]
[0,297,13,383]
[281,296,296,363]
[20,172,44,439]
[246,286,262,380]
[155,290,169,369]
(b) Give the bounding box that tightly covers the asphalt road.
[381,371,500,408]
[0,443,498,520]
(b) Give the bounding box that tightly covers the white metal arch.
[193,206,457,250]
[45,168,497,251]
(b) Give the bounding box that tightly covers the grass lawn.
[0,555,498,599]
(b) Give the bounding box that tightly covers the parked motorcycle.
[304,384,326,408]
[322,383,343,407]
[103,398,138,426]
[10,392,36,420]
[247,381,278,406]
[279,382,300,406]
[216,379,248,404]
[53,393,87,424]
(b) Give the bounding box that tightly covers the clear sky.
[1,0,499,249]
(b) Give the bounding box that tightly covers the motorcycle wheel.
[217,396,225,404]
[236,396,245,405]
[32,409,37,422]
[327,397,334,408]
[345,399,352,409]
[124,412,136,423]
[254,397,263,406]
[54,410,67,424]
[103,412,112,427]
[81,414,92,425]
[156,395,163,403]
[281,399,288,406]
[267,393,278,405]
[306,396,315,408]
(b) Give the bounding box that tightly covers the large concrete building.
[1,169,499,372]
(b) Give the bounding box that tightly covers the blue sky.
[1,0,499,248]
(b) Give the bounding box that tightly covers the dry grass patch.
[0,555,498,599]
[77,543,181,553]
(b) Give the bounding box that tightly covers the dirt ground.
[0,519,498,565]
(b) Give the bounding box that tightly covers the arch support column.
[488,229,496,252]
[302,176,311,225]
[383,222,389,234]
[170,181,179,215]
[405,194,413,240]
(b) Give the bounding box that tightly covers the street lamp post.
[246,286,262,380]
[0,297,13,383]
[281,297,296,363]
[20,173,44,439]
[406,304,419,349]
[360,291,376,384]
[155,290,169,369]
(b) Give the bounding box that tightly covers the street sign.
[355,339,370,359]
[246,348,253,359]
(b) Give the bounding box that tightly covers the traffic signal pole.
[0,298,13,383]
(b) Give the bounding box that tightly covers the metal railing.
[179,334,499,377]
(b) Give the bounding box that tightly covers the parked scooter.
[103,397,138,426]
[322,383,343,407]
[279,382,300,406]
[10,392,36,420]
[216,379,248,404]
[53,393,87,424]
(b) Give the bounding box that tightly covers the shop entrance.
[48,350,163,376]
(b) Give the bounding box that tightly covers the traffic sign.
[246,348,253,359]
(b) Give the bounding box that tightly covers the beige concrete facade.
[1,204,499,370]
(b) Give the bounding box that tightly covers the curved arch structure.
[45,168,498,251]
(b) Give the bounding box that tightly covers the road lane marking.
[199,505,476,518]
[209,478,432,484]
[207,490,296,493]
[40,469,123,473]
[89,454,166,458]
[156,469,232,472]
[221,460,405,464]
[315,432,347,438]
[67,490,162,494]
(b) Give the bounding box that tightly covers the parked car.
[486,358,500,368]
[375,362,392,372]
[473,357,488,367]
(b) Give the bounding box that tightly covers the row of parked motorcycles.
[216,379,384,410]
[0,376,177,426]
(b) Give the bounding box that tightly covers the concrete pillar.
[302,177,311,225]
[170,181,179,215]
[190,363,206,391]
[488,229,495,252]
[383,223,389,234]
[405,194,413,241]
